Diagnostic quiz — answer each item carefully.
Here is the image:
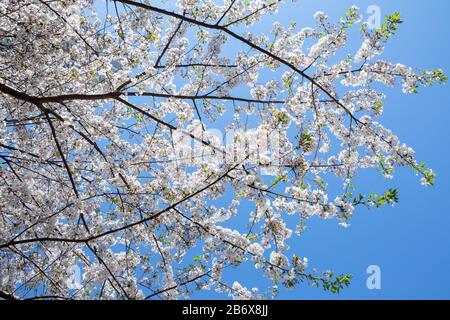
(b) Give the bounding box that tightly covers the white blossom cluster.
[0,0,445,300]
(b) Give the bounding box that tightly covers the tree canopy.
[0,0,446,300]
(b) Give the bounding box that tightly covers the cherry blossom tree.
[0,0,446,300]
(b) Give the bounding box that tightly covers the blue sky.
[187,0,450,299]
